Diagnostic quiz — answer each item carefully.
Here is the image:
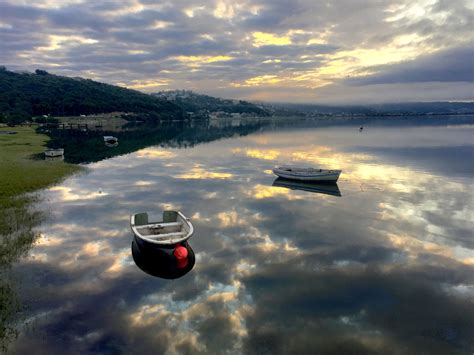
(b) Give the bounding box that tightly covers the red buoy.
[174,245,188,260]
[174,245,188,268]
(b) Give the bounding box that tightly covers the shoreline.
[0,126,82,235]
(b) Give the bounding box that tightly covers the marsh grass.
[0,126,82,351]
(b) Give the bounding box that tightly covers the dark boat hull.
[131,240,195,279]
[272,177,341,196]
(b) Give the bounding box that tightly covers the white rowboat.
[103,136,118,144]
[273,166,341,182]
[44,148,64,157]
[130,210,194,247]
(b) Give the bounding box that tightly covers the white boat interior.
[130,210,193,245]
[277,166,340,173]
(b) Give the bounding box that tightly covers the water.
[5,117,474,354]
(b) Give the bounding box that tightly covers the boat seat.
[146,222,182,229]
[134,213,149,226]
[163,211,178,223]
[148,231,187,240]
[145,222,183,230]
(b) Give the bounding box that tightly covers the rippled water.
[6,118,474,354]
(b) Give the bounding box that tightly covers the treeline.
[0,68,186,123]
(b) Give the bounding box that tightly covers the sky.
[1,0,473,104]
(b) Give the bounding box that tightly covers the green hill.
[152,90,269,117]
[0,68,186,123]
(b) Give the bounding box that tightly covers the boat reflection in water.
[272,177,341,197]
[45,155,65,162]
[105,141,119,147]
[131,240,195,279]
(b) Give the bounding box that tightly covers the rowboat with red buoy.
[130,210,194,249]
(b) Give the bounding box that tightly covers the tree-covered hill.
[0,68,186,123]
[152,90,269,117]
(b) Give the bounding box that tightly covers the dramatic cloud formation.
[1,0,473,103]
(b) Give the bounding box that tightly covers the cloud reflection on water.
[8,121,474,353]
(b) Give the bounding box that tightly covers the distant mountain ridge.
[0,68,186,123]
[264,101,474,117]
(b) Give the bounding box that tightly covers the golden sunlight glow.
[213,1,261,19]
[134,180,154,186]
[177,166,233,180]
[135,148,176,159]
[174,55,233,64]
[37,35,98,51]
[184,6,205,18]
[214,1,235,19]
[252,32,292,47]
[125,79,171,89]
[217,211,246,227]
[262,59,281,63]
[251,184,289,199]
[314,34,435,81]
[49,186,107,201]
[105,248,131,276]
[129,304,169,326]
[232,148,280,160]
[232,75,282,87]
[81,241,104,257]
[386,232,474,266]
[127,50,148,55]
[150,20,172,29]
[102,1,144,17]
[385,1,432,22]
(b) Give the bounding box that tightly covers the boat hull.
[44,149,64,157]
[273,168,341,182]
[131,240,195,279]
[272,178,341,196]
[133,233,183,251]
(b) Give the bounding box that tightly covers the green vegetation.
[0,68,186,124]
[0,126,81,351]
[0,126,80,207]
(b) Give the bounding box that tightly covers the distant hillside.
[0,68,186,123]
[369,102,474,115]
[264,101,474,117]
[152,90,269,117]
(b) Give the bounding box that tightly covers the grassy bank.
[0,125,82,261]
[0,126,81,209]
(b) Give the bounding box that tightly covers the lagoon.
[3,117,474,354]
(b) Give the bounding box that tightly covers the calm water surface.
[7,118,474,354]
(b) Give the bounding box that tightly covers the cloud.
[0,0,473,103]
[347,46,474,85]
